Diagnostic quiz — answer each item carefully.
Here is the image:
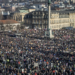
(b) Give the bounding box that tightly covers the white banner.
[34,63,39,67]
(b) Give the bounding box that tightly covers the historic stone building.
[12,8,35,22]
[24,10,75,29]
[0,19,20,31]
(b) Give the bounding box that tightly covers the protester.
[0,28,75,75]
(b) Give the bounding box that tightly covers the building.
[12,8,35,22]
[0,11,11,20]
[24,10,75,29]
[0,8,5,12]
[0,19,20,31]
[72,0,75,3]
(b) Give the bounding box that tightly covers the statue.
[48,0,51,5]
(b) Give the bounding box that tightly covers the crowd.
[0,28,75,75]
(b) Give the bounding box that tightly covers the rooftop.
[0,19,19,24]
[30,9,75,14]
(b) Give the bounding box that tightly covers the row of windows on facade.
[32,12,69,16]
[32,24,71,29]
[25,19,75,24]
[25,20,48,24]
[25,14,69,19]
[50,24,71,28]
[25,15,47,18]
[59,15,69,18]
[51,19,75,24]
[32,15,47,19]
[32,12,47,15]
[32,12,69,15]
[36,24,74,28]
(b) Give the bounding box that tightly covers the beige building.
[50,11,75,29]
[24,10,75,29]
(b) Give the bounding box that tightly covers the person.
[0,28,75,75]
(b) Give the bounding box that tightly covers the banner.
[34,63,39,67]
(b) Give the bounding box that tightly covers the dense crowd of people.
[0,28,75,75]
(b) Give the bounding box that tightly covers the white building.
[0,19,20,31]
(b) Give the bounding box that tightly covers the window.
[44,15,48,19]
[33,20,36,24]
[36,16,39,18]
[59,13,69,18]
[33,12,36,15]
[39,21,42,24]
[70,19,74,23]
[33,16,36,18]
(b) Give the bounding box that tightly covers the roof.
[0,19,19,24]
[19,10,29,13]
[52,10,75,13]
[29,9,75,14]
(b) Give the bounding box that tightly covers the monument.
[45,0,54,38]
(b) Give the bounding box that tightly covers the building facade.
[72,0,75,3]
[24,10,75,29]
[12,8,35,22]
[0,20,20,31]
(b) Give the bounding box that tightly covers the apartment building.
[24,10,75,29]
